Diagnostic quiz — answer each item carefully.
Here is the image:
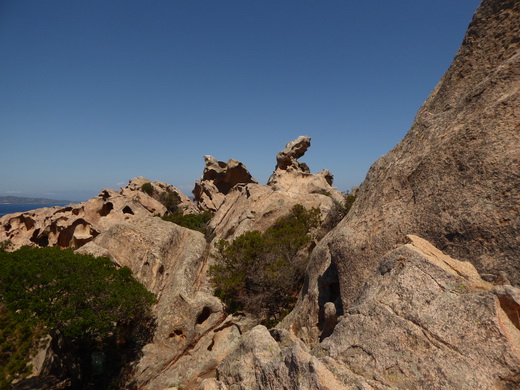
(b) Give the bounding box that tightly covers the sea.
[0,203,70,218]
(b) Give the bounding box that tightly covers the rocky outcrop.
[76,217,258,390]
[213,236,520,389]
[193,156,257,212]
[268,136,335,195]
[283,0,520,345]
[0,189,153,250]
[0,179,197,251]
[121,177,198,215]
[207,137,344,242]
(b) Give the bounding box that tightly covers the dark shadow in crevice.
[317,262,343,341]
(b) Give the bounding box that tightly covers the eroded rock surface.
[207,136,344,242]
[283,0,520,346]
[0,189,152,250]
[193,156,257,212]
[214,236,520,390]
[77,217,259,390]
[268,136,335,195]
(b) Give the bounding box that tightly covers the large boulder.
[213,236,520,389]
[193,156,257,212]
[283,0,520,345]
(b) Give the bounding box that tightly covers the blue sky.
[0,0,482,201]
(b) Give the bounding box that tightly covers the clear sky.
[0,0,482,201]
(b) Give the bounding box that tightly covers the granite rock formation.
[212,236,520,390]
[283,0,520,347]
[207,136,344,242]
[76,218,256,390]
[0,189,152,250]
[0,179,197,251]
[193,156,257,212]
[267,136,335,195]
[121,177,198,215]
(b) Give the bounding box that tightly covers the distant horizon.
[1,0,482,201]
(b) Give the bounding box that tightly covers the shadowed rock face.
[282,0,520,347]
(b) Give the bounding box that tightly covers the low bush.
[0,246,155,389]
[162,211,212,234]
[209,205,321,325]
[324,191,357,230]
[141,182,153,196]
[159,190,182,213]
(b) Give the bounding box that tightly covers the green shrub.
[160,190,182,213]
[141,182,153,196]
[324,191,356,230]
[0,247,155,388]
[209,205,320,325]
[162,211,212,234]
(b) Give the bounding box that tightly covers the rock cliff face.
[283,0,520,346]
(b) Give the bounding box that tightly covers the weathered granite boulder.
[193,156,257,212]
[214,236,520,389]
[268,136,335,195]
[121,177,197,214]
[283,0,520,345]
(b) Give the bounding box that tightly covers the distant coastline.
[0,196,72,205]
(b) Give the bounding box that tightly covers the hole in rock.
[38,235,49,247]
[30,229,41,244]
[122,206,134,215]
[196,306,212,325]
[207,339,215,351]
[57,219,92,248]
[168,329,184,339]
[318,262,343,341]
[158,265,164,275]
[98,202,114,217]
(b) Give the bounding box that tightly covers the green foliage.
[325,191,357,230]
[159,190,182,213]
[0,305,41,389]
[0,247,155,388]
[162,211,212,234]
[209,205,321,325]
[141,182,154,196]
[343,192,356,214]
